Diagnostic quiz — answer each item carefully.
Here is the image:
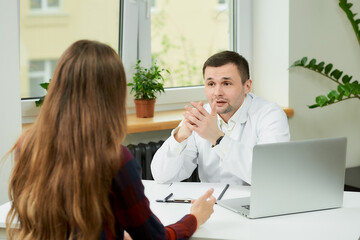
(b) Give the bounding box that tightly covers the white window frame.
[21,0,253,123]
[28,59,56,85]
[30,0,62,13]
[150,0,158,13]
[217,0,228,11]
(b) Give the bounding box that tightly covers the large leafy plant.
[127,60,168,100]
[290,0,360,108]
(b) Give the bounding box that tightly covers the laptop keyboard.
[242,205,250,210]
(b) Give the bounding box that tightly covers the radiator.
[127,141,199,182]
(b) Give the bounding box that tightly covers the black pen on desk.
[217,184,230,201]
[164,192,173,202]
[156,193,173,203]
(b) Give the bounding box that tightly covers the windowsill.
[22,107,294,134]
[25,12,69,27]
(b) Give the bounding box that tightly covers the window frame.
[30,0,62,13]
[217,0,228,11]
[21,0,253,123]
[27,59,56,98]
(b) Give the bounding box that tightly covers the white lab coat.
[151,93,290,185]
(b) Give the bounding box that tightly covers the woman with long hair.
[5,40,216,240]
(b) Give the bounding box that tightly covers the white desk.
[1,181,360,240]
[143,181,360,240]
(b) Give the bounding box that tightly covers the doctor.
[151,51,290,184]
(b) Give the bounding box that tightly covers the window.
[21,0,120,122]
[150,0,158,13]
[30,0,61,12]
[26,59,57,98]
[21,0,252,120]
[217,0,228,11]
[151,0,230,88]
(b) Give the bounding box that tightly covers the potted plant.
[128,59,168,118]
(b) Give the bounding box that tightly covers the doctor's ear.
[244,79,252,93]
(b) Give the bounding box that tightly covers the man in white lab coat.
[151,51,290,185]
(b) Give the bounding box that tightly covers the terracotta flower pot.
[134,99,156,118]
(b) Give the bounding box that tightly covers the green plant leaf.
[40,82,49,90]
[352,81,360,94]
[330,69,343,80]
[315,95,329,107]
[337,92,344,101]
[339,0,360,45]
[129,59,169,100]
[344,83,353,96]
[316,61,325,72]
[327,90,339,99]
[306,58,317,70]
[290,60,302,68]
[337,84,353,97]
[35,97,44,107]
[308,103,320,109]
[324,63,333,75]
[301,57,308,66]
[341,74,352,83]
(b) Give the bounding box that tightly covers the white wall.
[0,0,21,204]
[252,0,289,107]
[288,0,360,168]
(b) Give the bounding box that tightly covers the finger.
[184,121,196,131]
[184,113,201,127]
[190,101,209,117]
[208,195,217,204]
[198,188,214,201]
[184,104,192,112]
[210,101,217,116]
[185,111,205,126]
[199,101,204,107]
[185,105,204,122]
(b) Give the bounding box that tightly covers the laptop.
[217,137,347,218]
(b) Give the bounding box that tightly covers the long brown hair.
[6,40,127,239]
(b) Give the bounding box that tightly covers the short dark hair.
[202,51,250,84]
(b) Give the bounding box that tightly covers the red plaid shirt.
[101,146,197,240]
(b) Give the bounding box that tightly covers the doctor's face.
[204,63,252,122]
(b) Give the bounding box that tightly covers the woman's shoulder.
[114,146,141,179]
[111,146,142,195]
[120,145,133,164]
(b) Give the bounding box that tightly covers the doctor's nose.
[214,85,224,96]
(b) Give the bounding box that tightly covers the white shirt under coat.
[151,93,290,185]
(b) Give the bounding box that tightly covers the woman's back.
[5,40,215,240]
[7,40,127,239]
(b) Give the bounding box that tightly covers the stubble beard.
[216,102,234,115]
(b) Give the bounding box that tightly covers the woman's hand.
[124,231,133,240]
[190,188,216,228]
